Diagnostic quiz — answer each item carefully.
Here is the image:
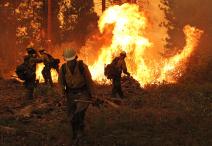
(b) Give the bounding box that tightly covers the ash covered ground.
[0,77,211,146]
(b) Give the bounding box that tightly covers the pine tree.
[61,0,99,47]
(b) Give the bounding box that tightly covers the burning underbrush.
[0,2,211,145]
[32,3,204,88]
[86,4,203,86]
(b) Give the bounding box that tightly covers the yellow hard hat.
[63,48,77,61]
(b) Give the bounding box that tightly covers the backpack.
[15,63,29,80]
[49,58,60,70]
[104,57,120,79]
[45,54,60,70]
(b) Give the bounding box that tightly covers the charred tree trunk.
[47,0,52,49]
[102,0,106,12]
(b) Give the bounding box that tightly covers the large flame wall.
[87,3,203,86]
[34,3,203,86]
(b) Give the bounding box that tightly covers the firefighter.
[39,49,59,86]
[58,48,94,145]
[22,48,43,99]
[111,51,130,98]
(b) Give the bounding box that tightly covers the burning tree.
[58,0,98,47]
[161,0,212,82]
[15,0,44,48]
[0,1,206,84]
[87,3,203,86]
[3,0,98,49]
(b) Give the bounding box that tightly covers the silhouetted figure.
[59,48,94,145]
[39,49,60,86]
[16,48,43,99]
[105,51,130,98]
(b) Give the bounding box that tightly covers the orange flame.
[89,4,152,84]
[36,63,58,83]
[88,3,203,86]
[158,25,204,82]
[36,3,203,86]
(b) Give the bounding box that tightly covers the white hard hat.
[63,48,77,61]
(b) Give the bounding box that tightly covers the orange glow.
[58,0,72,29]
[158,25,204,82]
[89,4,152,85]
[40,3,203,86]
[87,3,203,86]
[36,63,58,83]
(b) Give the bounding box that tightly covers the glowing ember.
[36,63,58,83]
[88,3,203,86]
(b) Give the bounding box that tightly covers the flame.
[15,1,43,46]
[89,4,152,85]
[34,3,203,86]
[88,3,203,86]
[158,25,204,82]
[36,63,58,83]
[58,0,72,29]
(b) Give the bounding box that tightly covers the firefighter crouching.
[16,48,43,99]
[58,48,95,145]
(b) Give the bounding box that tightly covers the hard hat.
[120,51,127,57]
[63,48,77,61]
[39,48,47,53]
[26,48,36,54]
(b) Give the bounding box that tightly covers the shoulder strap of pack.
[78,60,85,75]
[111,57,119,66]
[65,63,73,76]
[62,63,67,75]
[63,61,84,75]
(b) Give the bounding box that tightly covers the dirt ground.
[0,78,211,146]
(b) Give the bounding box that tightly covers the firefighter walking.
[59,48,94,145]
[105,51,130,99]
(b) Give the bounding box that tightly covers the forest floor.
[0,78,211,146]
